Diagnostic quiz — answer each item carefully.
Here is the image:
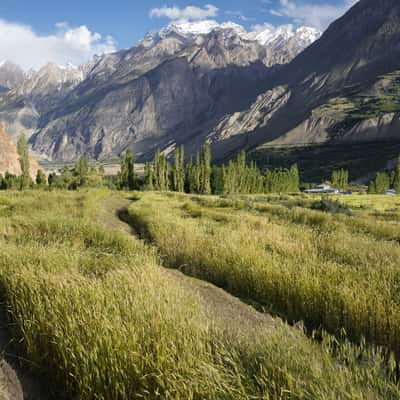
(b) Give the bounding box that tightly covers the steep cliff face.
[0,125,40,179]
[209,0,400,159]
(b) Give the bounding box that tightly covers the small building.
[304,184,340,194]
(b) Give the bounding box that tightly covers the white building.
[304,184,340,194]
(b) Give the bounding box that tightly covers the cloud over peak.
[270,0,358,31]
[150,4,218,22]
[0,20,116,70]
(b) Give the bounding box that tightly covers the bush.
[311,198,352,215]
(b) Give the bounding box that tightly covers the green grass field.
[0,190,400,398]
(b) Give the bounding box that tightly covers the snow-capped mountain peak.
[248,24,321,46]
[148,20,321,49]
[160,20,220,37]
[295,26,321,44]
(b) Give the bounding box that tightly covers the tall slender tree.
[200,144,211,194]
[118,149,136,190]
[17,134,31,189]
[144,162,154,191]
[36,169,47,187]
[393,157,400,193]
[172,146,185,192]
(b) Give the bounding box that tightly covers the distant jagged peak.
[141,20,321,49]
[0,60,24,71]
[248,24,321,46]
[160,20,246,38]
[0,60,26,89]
[31,62,86,84]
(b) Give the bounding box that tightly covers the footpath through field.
[0,308,50,400]
[99,196,276,334]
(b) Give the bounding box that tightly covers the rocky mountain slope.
[0,125,40,179]
[0,63,86,143]
[210,0,400,161]
[0,22,320,162]
[0,61,25,92]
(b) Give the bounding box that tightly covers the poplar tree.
[172,146,185,192]
[75,156,90,187]
[211,166,224,194]
[263,165,300,194]
[186,156,195,193]
[153,150,161,190]
[119,150,136,190]
[392,157,400,193]
[36,169,47,187]
[144,162,154,191]
[331,169,349,191]
[290,164,300,192]
[368,172,390,194]
[200,144,211,194]
[17,134,31,189]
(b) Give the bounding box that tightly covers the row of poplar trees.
[143,145,300,195]
[368,157,400,194]
[145,145,212,193]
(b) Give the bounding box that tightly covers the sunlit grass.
[129,192,400,356]
[0,190,399,398]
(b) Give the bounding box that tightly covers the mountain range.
[0,0,399,181]
[0,22,320,162]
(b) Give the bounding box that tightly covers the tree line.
[2,137,400,195]
[368,158,400,194]
[143,145,300,195]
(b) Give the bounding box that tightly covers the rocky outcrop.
[0,125,40,179]
[0,62,25,91]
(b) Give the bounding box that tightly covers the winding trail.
[99,196,276,334]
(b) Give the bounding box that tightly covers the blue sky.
[0,0,356,69]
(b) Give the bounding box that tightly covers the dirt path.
[0,307,51,400]
[99,196,276,334]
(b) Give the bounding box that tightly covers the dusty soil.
[99,196,276,334]
[0,306,51,400]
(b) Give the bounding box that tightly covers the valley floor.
[0,190,399,399]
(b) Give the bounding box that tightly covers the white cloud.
[251,22,275,33]
[225,10,253,22]
[150,4,218,22]
[0,20,116,70]
[270,0,358,31]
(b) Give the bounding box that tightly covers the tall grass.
[128,192,400,357]
[0,190,399,398]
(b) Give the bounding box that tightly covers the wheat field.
[0,190,399,398]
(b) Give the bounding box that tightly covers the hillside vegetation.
[0,190,399,398]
